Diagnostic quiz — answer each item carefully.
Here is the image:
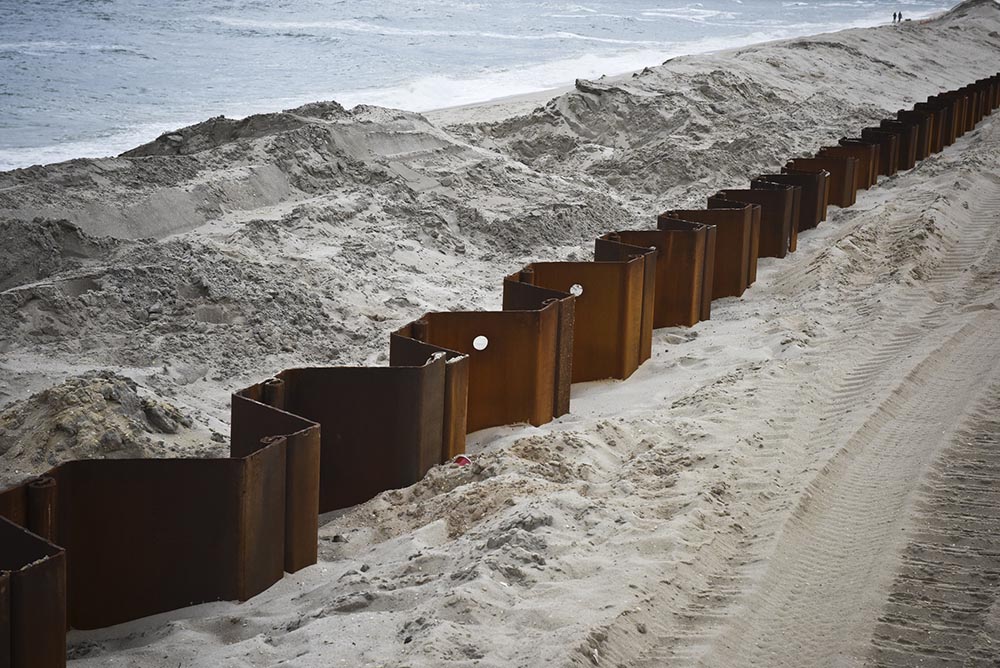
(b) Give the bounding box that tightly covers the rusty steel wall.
[707,198,762,282]
[751,180,801,253]
[395,301,570,433]
[236,355,460,514]
[896,109,934,160]
[2,73,998,668]
[0,518,65,668]
[757,171,829,232]
[660,208,754,299]
[592,237,658,366]
[877,120,919,170]
[785,156,858,208]
[858,130,900,177]
[713,188,794,259]
[599,223,714,328]
[512,253,655,383]
[819,142,877,190]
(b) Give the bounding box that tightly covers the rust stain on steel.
[0,517,66,668]
[501,279,575,418]
[511,252,655,383]
[878,120,919,170]
[396,301,568,433]
[784,157,857,208]
[0,419,320,633]
[896,109,934,160]
[2,74,999,668]
[593,237,658,366]
[713,188,794,259]
[859,129,900,177]
[237,355,459,514]
[751,180,801,253]
[916,98,957,149]
[757,171,829,232]
[599,221,714,328]
[231,385,322,571]
[818,142,877,190]
[708,198,762,283]
[660,207,754,299]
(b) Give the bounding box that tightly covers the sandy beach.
[2,1,1000,665]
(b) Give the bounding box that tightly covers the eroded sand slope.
[1,1,1000,667]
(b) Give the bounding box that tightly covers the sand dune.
[2,1,1000,666]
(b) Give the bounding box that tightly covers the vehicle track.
[595,116,1000,668]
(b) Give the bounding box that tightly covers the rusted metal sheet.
[757,171,828,232]
[237,356,457,513]
[511,252,654,383]
[878,120,919,170]
[660,207,754,298]
[3,75,999,668]
[593,236,657,364]
[397,301,568,432]
[785,157,857,208]
[818,142,876,190]
[840,138,882,183]
[500,279,574,418]
[713,188,793,259]
[1,571,8,668]
[914,102,947,153]
[751,180,800,253]
[599,221,714,328]
[706,198,761,283]
[0,420,320,635]
[859,129,899,177]
[0,517,65,668]
[57,452,283,627]
[230,388,321,572]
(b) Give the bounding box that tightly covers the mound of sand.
[0,370,196,486]
[3,0,1000,665]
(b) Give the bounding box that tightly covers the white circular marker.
[473,335,489,351]
[569,283,584,297]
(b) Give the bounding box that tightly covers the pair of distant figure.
[892,11,904,23]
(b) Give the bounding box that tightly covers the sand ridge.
[2,1,1000,666]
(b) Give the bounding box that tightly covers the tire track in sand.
[866,384,1000,667]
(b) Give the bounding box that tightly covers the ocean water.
[0,0,955,170]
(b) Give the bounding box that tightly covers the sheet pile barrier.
[2,72,998,668]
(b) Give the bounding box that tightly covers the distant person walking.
[893,11,898,23]
[899,11,903,21]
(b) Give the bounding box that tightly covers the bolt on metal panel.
[397,303,566,433]
[660,208,754,298]
[514,254,653,383]
[785,157,857,208]
[757,171,828,232]
[0,517,65,668]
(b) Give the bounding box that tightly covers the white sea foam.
[0,123,197,172]
[332,30,796,113]
[206,16,662,45]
